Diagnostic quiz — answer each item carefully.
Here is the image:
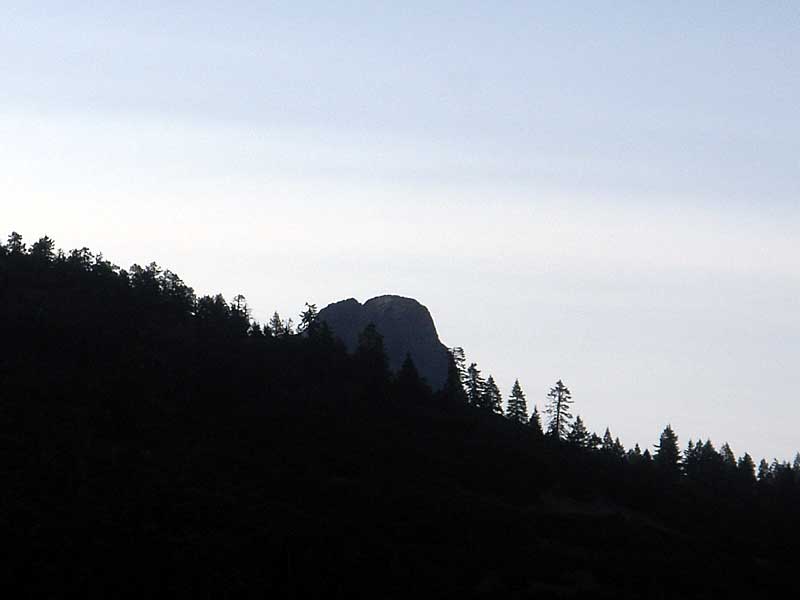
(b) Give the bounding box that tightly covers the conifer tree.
[30,236,55,262]
[355,323,390,394]
[6,231,25,254]
[268,311,285,337]
[506,379,528,424]
[298,302,319,334]
[567,415,590,449]
[545,379,573,440]
[482,375,503,414]
[465,363,486,407]
[601,428,614,453]
[396,353,429,399]
[528,405,543,435]
[757,459,771,483]
[442,353,468,405]
[738,453,756,483]
[449,347,468,391]
[721,443,737,469]
[654,425,681,476]
[613,437,626,460]
[627,443,643,464]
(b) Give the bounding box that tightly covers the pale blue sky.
[2,2,799,461]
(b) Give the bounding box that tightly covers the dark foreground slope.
[2,238,799,598]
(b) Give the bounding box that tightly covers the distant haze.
[3,2,799,461]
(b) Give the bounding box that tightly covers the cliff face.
[317,295,450,390]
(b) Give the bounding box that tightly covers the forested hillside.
[2,232,799,598]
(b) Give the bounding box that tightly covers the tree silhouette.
[567,415,590,449]
[395,353,431,400]
[506,379,528,424]
[654,425,681,477]
[528,405,543,435]
[355,323,390,394]
[449,346,468,392]
[738,453,756,484]
[465,362,486,407]
[758,459,771,483]
[30,236,55,262]
[482,375,503,414]
[298,302,319,334]
[545,380,573,440]
[6,231,25,254]
[442,351,468,405]
[268,311,285,337]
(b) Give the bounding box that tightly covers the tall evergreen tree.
[449,347,469,392]
[298,302,319,334]
[268,311,285,337]
[506,379,528,424]
[545,379,573,440]
[601,428,615,453]
[395,353,430,399]
[465,363,486,407]
[528,405,543,435]
[654,425,681,476]
[482,375,503,414]
[738,453,756,484]
[6,231,25,254]
[757,459,772,483]
[30,236,55,262]
[721,443,737,470]
[441,353,468,405]
[355,323,390,394]
[567,415,590,449]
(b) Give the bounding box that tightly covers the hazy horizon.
[3,2,799,462]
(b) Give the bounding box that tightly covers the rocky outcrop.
[317,295,450,390]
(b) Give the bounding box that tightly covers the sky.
[2,2,799,462]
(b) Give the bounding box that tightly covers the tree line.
[5,231,800,596]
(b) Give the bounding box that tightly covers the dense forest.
[2,232,800,598]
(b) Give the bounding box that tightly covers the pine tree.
[545,379,573,440]
[601,428,614,453]
[449,347,468,391]
[720,443,737,470]
[442,352,468,405]
[465,363,486,407]
[6,231,26,254]
[757,459,771,483]
[506,379,528,424]
[613,437,626,460]
[298,302,319,334]
[355,323,390,394]
[396,353,429,399]
[528,405,543,435]
[268,311,284,337]
[482,376,503,414]
[30,236,55,262]
[567,415,590,449]
[738,453,756,484]
[654,425,681,477]
[627,443,643,464]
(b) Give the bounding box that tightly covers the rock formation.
[317,295,450,390]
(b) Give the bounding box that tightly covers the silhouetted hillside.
[2,232,800,598]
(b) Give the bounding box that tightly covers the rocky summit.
[317,295,451,390]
